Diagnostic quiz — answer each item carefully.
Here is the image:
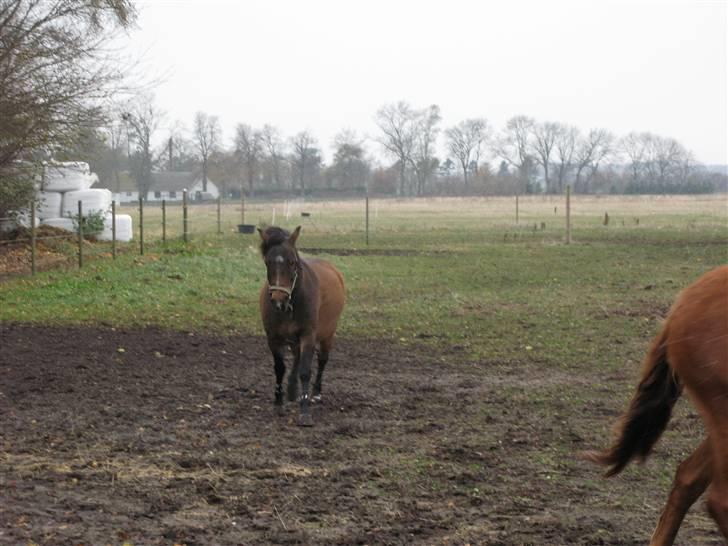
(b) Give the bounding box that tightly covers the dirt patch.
[0,324,718,545]
[0,226,77,278]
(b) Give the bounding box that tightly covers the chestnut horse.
[583,265,728,545]
[258,226,346,426]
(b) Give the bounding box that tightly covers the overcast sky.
[126,0,727,165]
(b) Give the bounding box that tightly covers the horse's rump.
[305,257,346,342]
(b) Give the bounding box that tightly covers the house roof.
[94,171,214,193]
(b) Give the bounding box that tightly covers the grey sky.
[128,0,727,165]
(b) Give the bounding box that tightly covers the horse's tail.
[581,326,682,477]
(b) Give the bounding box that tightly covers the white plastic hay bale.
[61,189,112,218]
[15,209,40,228]
[43,162,94,192]
[37,191,63,220]
[41,217,75,232]
[97,213,133,242]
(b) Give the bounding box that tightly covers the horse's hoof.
[275,404,285,416]
[312,394,322,403]
[297,413,314,427]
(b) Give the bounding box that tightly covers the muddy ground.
[0,324,721,545]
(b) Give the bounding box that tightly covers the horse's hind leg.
[650,437,712,546]
[312,338,332,402]
[705,428,728,538]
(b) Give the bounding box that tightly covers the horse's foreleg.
[287,342,300,402]
[650,437,712,546]
[297,337,316,427]
[269,342,286,414]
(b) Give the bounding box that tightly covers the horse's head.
[258,225,302,312]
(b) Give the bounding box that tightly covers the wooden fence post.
[217,195,222,234]
[566,184,572,244]
[30,199,36,275]
[516,194,519,224]
[183,189,188,243]
[111,200,117,259]
[241,190,245,225]
[365,193,370,246]
[139,196,144,256]
[77,200,83,268]
[162,199,166,244]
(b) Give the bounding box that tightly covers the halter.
[268,266,299,313]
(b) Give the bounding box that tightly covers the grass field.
[0,194,727,544]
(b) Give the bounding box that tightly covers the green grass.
[1,195,726,368]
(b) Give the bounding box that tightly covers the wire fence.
[2,188,727,277]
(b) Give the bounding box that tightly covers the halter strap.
[268,267,299,313]
[268,268,298,297]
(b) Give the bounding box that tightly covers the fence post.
[138,196,144,256]
[516,194,519,224]
[217,195,222,234]
[566,184,572,244]
[111,200,117,260]
[162,199,166,244]
[77,200,83,269]
[183,189,188,243]
[365,193,369,246]
[241,190,245,225]
[30,199,36,275]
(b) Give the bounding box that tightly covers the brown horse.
[582,265,728,545]
[258,226,346,426]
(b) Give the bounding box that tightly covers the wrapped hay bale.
[41,217,75,232]
[37,191,63,220]
[61,189,112,218]
[43,162,95,192]
[97,213,133,242]
[16,210,40,228]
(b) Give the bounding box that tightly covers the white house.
[93,171,220,204]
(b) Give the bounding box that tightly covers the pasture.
[0,194,726,545]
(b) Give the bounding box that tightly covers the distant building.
[93,171,220,203]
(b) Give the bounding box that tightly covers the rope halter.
[268,268,298,313]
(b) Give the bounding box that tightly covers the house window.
[169,191,177,199]
[154,191,161,199]
[126,191,132,196]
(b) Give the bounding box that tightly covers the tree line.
[87,97,724,200]
[1,0,724,219]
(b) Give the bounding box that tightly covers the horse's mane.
[259,226,290,256]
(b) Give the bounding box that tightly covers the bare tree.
[573,128,613,193]
[122,95,162,200]
[0,0,135,215]
[289,131,320,197]
[330,129,370,190]
[554,124,578,193]
[493,115,536,192]
[234,124,263,196]
[260,124,285,189]
[193,111,220,192]
[374,101,418,196]
[446,118,490,191]
[531,121,560,193]
[620,132,650,184]
[410,104,441,196]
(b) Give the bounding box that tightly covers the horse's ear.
[288,226,302,246]
[257,228,267,241]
